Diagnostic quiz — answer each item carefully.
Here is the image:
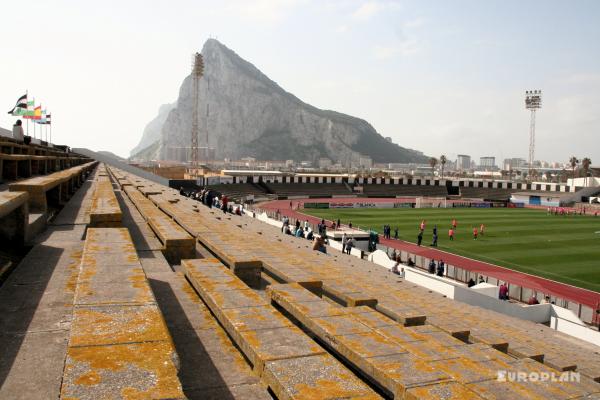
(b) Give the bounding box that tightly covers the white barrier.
[550,305,600,346]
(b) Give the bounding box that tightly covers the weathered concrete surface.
[88,166,122,227]
[113,187,272,399]
[182,259,381,399]
[107,167,600,397]
[0,173,93,400]
[62,227,184,399]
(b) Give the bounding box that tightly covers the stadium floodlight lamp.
[525,90,542,110]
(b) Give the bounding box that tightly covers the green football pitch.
[302,207,600,292]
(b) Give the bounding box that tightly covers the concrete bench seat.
[89,174,121,227]
[61,227,184,399]
[8,161,96,213]
[0,191,29,245]
[267,282,585,400]
[122,185,195,263]
[182,258,381,400]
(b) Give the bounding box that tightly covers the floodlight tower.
[525,90,542,176]
[190,52,204,178]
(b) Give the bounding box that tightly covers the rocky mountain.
[131,39,427,164]
[130,103,175,157]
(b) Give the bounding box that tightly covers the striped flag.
[24,105,42,120]
[7,93,27,114]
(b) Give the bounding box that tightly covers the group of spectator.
[428,259,445,277]
[179,187,243,216]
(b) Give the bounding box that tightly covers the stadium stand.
[9,162,96,213]
[361,184,449,197]
[459,187,520,201]
[0,191,29,245]
[109,167,600,389]
[206,182,269,201]
[265,182,352,197]
[4,160,599,399]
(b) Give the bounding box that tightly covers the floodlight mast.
[525,90,542,177]
[190,52,204,178]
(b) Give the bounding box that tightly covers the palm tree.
[429,157,438,179]
[569,156,579,181]
[582,157,592,186]
[439,155,447,179]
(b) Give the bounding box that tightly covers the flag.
[24,105,42,120]
[23,100,36,119]
[33,106,42,120]
[34,110,48,124]
[7,93,27,114]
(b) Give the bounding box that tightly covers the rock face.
[130,103,175,157]
[132,39,427,164]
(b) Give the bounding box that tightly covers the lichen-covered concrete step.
[89,174,121,227]
[182,258,381,399]
[122,185,195,263]
[267,283,586,400]
[9,161,96,213]
[60,227,185,399]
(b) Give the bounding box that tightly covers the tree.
[429,157,438,178]
[582,157,592,186]
[569,156,579,181]
[439,155,447,179]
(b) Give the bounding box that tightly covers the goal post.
[415,197,448,209]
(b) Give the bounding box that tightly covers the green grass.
[302,208,600,292]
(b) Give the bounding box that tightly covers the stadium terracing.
[1,140,600,399]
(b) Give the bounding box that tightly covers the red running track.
[260,198,600,308]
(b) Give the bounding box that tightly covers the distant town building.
[457,154,471,171]
[479,157,496,169]
[318,158,332,169]
[503,158,526,170]
[285,159,294,168]
[359,156,373,169]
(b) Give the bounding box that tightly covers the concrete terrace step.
[182,258,382,399]
[121,183,195,264]
[89,168,121,227]
[60,227,185,399]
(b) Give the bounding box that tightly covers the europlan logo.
[497,370,580,383]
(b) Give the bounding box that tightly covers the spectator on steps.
[304,220,309,230]
[499,283,509,301]
[398,267,405,279]
[341,233,347,253]
[528,295,540,305]
[436,260,445,277]
[345,236,354,255]
[428,259,436,274]
[467,278,476,287]
[312,236,326,254]
[337,218,341,228]
[407,257,415,267]
[295,227,303,238]
[478,276,485,284]
[12,120,24,142]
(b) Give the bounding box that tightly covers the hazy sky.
[1,0,599,164]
